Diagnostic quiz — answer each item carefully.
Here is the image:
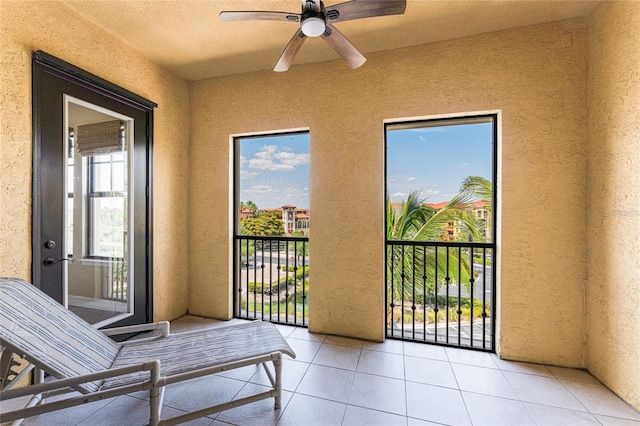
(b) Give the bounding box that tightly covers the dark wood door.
[32,52,155,327]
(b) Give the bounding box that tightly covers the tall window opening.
[233,132,310,326]
[385,114,497,350]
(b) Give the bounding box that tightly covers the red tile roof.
[424,201,448,210]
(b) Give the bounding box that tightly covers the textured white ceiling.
[61,0,602,81]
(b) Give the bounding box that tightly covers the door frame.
[31,50,156,324]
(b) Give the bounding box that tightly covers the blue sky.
[386,121,494,204]
[238,121,493,210]
[238,133,310,209]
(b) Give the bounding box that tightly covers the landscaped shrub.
[404,294,490,310]
[390,302,490,325]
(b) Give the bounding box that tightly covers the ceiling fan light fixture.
[301,16,326,37]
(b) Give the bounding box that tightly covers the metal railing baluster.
[457,246,462,346]
[385,240,495,352]
[234,235,309,327]
[445,246,450,345]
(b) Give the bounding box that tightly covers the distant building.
[468,200,492,242]
[425,200,492,241]
[281,205,297,235]
[261,205,310,236]
[239,208,255,220]
[295,208,309,235]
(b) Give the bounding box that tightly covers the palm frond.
[459,176,492,203]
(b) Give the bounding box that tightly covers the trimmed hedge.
[247,267,309,293]
[404,294,490,309]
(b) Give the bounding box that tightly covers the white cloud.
[247,144,309,172]
[392,191,408,198]
[240,170,257,179]
[274,151,310,167]
[408,176,416,181]
[283,186,309,202]
[457,162,470,169]
[249,158,295,171]
[253,185,275,191]
[243,184,279,195]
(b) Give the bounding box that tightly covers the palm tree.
[457,176,492,242]
[245,200,259,214]
[386,190,481,305]
[458,176,492,203]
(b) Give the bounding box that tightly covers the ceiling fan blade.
[325,0,406,23]
[219,11,300,22]
[321,24,366,69]
[274,29,308,72]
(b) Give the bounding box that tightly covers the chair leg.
[149,384,164,426]
[274,354,282,409]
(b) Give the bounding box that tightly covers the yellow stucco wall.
[190,18,590,363]
[0,1,190,321]
[587,1,640,411]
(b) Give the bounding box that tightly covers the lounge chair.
[0,277,296,425]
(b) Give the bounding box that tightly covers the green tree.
[290,231,308,260]
[240,200,259,214]
[457,176,492,242]
[386,190,480,304]
[458,176,492,203]
[245,200,259,214]
[242,210,284,236]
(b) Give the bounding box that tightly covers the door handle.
[43,257,71,266]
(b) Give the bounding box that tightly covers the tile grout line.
[449,356,474,426]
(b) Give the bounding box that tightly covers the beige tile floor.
[5,315,640,426]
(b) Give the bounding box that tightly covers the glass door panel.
[65,96,134,327]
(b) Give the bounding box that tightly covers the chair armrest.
[101,321,170,338]
[0,361,162,424]
[0,360,161,401]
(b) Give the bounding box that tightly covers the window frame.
[86,151,127,260]
[384,112,499,351]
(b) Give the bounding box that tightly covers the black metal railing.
[386,240,495,351]
[107,257,127,301]
[234,235,309,327]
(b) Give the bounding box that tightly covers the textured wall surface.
[587,1,640,410]
[0,35,31,279]
[0,1,190,321]
[190,18,590,362]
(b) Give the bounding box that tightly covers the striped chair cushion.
[104,321,295,389]
[0,278,121,392]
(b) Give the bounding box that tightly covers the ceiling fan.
[220,0,407,72]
